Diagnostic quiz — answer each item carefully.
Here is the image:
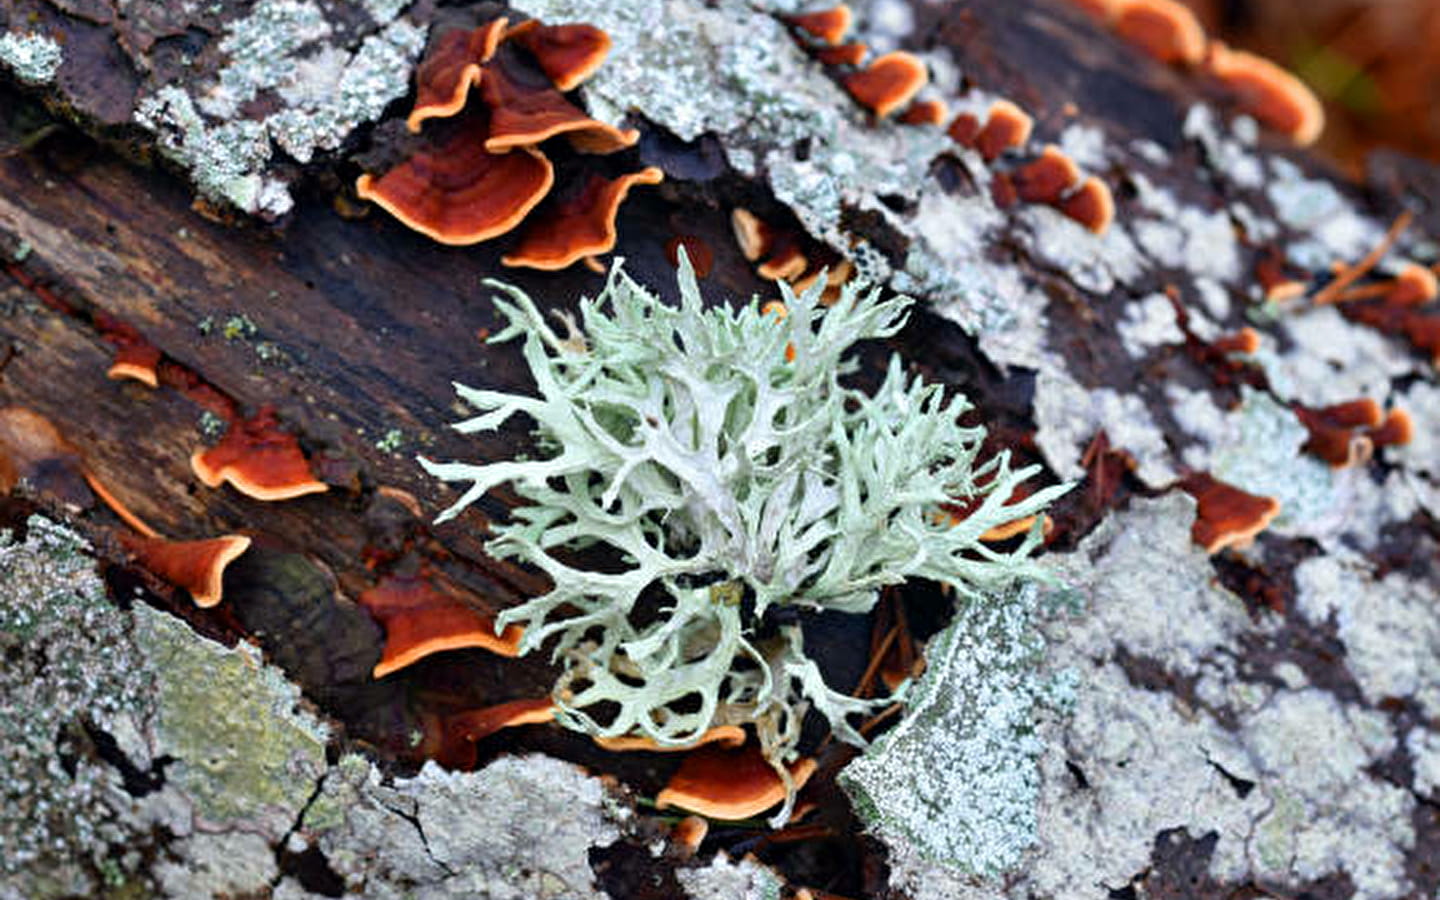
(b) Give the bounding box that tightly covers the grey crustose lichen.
[420,255,1067,819]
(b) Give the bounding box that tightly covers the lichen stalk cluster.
[421,254,1066,815]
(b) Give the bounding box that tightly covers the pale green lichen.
[134,604,328,837]
[420,256,1066,819]
[0,516,153,895]
[132,0,424,216]
[839,583,1075,877]
[0,32,63,85]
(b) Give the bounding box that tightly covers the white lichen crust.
[0,32,63,85]
[420,256,1067,808]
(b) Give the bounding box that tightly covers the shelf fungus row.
[1061,0,1324,145]
[783,5,941,125]
[989,143,1116,235]
[357,16,660,269]
[731,207,855,302]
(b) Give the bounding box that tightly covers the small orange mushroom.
[481,48,638,153]
[190,406,328,502]
[974,99,1034,161]
[816,42,867,67]
[756,244,808,282]
[501,167,664,270]
[898,98,949,127]
[1113,0,1206,66]
[107,342,162,389]
[506,21,611,92]
[731,208,776,262]
[842,51,928,119]
[1204,41,1325,146]
[117,532,251,608]
[357,114,556,246]
[406,19,509,133]
[1294,402,1376,468]
[1368,408,1414,449]
[360,572,523,678]
[1011,145,1082,204]
[445,697,556,743]
[1057,176,1115,235]
[786,5,852,46]
[655,743,818,821]
[1179,472,1281,554]
[593,724,747,753]
[1210,327,1261,356]
[947,111,982,149]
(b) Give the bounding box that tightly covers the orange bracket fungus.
[731,207,776,262]
[406,19,508,133]
[480,48,638,153]
[842,51,928,119]
[501,167,664,270]
[1179,472,1281,554]
[898,98,949,127]
[444,697,556,744]
[816,42,867,67]
[360,572,523,678]
[655,743,819,821]
[1058,176,1116,235]
[593,724,746,753]
[117,533,252,608]
[975,99,1035,162]
[357,115,556,246]
[190,406,329,502]
[1204,41,1325,146]
[1369,408,1414,449]
[1294,399,1381,468]
[106,342,162,389]
[1011,145,1082,204]
[506,21,612,92]
[785,4,853,46]
[1113,0,1206,67]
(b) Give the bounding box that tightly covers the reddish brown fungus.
[481,48,638,153]
[117,532,251,608]
[190,406,328,502]
[786,4,852,46]
[107,342,162,389]
[501,167,664,270]
[947,111,982,148]
[1011,145,1082,204]
[1057,176,1115,235]
[1294,403,1374,468]
[593,724,746,753]
[357,115,555,245]
[1211,327,1260,356]
[1179,472,1281,554]
[815,42,867,67]
[1204,41,1325,146]
[842,51,928,119]
[898,98,949,127]
[406,19,509,133]
[975,99,1034,161]
[1369,408,1414,448]
[445,697,555,744]
[1113,0,1206,66]
[655,743,818,821]
[360,572,523,679]
[664,235,715,277]
[507,21,611,92]
[756,244,808,282]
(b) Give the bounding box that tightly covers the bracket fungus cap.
[655,743,818,821]
[501,167,663,270]
[507,21,612,91]
[406,19,509,133]
[1113,0,1207,66]
[842,51,928,119]
[360,573,524,679]
[785,4,853,46]
[118,532,252,608]
[190,407,328,501]
[1205,41,1325,146]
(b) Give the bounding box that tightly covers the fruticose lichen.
[0,32,62,85]
[421,256,1067,811]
